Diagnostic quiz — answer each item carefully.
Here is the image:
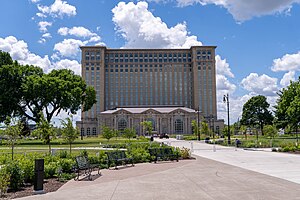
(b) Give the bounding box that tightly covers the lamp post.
[195,107,201,141]
[80,116,83,140]
[223,94,231,144]
[212,116,215,139]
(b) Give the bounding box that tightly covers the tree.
[0,50,13,67]
[239,125,247,140]
[200,121,209,135]
[21,69,96,123]
[275,78,300,132]
[240,95,273,135]
[61,117,79,154]
[0,51,97,123]
[101,126,115,141]
[1,117,23,160]
[32,115,56,154]
[191,120,200,137]
[263,125,278,139]
[123,128,136,140]
[140,121,153,136]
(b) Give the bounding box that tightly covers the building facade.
[76,46,223,136]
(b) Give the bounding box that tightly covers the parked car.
[159,133,169,139]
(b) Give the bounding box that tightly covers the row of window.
[80,127,97,135]
[103,68,193,72]
[117,118,183,134]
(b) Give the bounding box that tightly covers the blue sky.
[0,0,300,124]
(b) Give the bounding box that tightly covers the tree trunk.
[70,143,72,155]
[49,142,51,155]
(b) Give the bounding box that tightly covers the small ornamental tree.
[191,120,200,137]
[61,117,79,154]
[2,117,23,160]
[140,121,152,136]
[32,115,56,154]
[123,128,136,141]
[101,126,115,141]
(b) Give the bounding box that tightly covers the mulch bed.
[1,179,66,199]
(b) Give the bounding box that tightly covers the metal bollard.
[34,159,45,194]
[191,142,194,153]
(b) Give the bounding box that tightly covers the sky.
[0,0,300,125]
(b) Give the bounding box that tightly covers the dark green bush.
[57,159,75,173]
[57,150,68,159]
[18,158,34,183]
[4,161,24,190]
[44,162,58,179]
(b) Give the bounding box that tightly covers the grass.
[0,136,149,154]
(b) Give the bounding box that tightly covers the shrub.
[18,158,34,183]
[180,147,190,159]
[44,162,58,179]
[79,149,88,157]
[128,148,150,163]
[5,161,24,190]
[58,173,76,182]
[57,159,75,173]
[0,168,10,197]
[57,150,68,159]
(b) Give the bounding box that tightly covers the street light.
[195,107,201,141]
[223,94,231,144]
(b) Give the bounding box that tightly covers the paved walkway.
[18,140,300,200]
[163,138,300,184]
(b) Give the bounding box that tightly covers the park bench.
[74,155,101,181]
[148,147,179,163]
[105,150,134,169]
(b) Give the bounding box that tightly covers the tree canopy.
[0,51,96,123]
[275,78,300,129]
[240,95,273,135]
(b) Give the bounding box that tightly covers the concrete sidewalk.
[19,153,300,199]
[165,139,300,184]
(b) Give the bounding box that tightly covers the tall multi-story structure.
[76,46,224,136]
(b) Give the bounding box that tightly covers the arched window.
[118,118,127,132]
[174,118,183,134]
[81,128,85,136]
[87,127,91,136]
[92,127,97,135]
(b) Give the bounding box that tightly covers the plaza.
[19,140,300,200]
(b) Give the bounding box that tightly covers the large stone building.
[76,46,224,136]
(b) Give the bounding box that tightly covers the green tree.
[123,128,136,140]
[0,51,97,123]
[0,50,13,67]
[32,115,56,154]
[61,117,79,154]
[240,95,273,135]
[239,125,247,140]
[275,78,300,133]
[101,126,115,141]
[191,120,200,137]
[1,117,23,160]
[263,125,278,139]
[200,121,209,135]
[140,121,153,136]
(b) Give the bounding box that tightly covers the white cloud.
[54,39,87,58]
[38,21,52,32]
[216,55,234,78]
[241,73,278,96]
[31,0,40,3]
[52,59,81,75]
[175,0,300,22]
[42,33,52,38]
[37,0,77,18]
[280,71,296,87]
[57,26,102,43]
[0,36,51,71]
[112,1,202,48]
[272,51,300,72]
[36,12,46,18]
